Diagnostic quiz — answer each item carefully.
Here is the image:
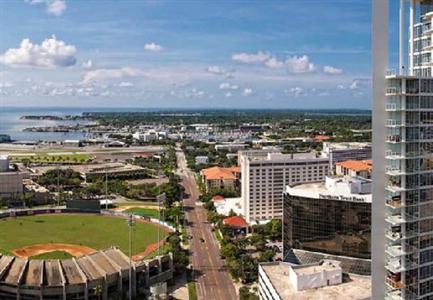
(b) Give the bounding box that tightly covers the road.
[176,147,238,300]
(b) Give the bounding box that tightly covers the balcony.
[386,214,405,226]
[385,290,402,300]
[386,135,402,143]
[386,119,403,127]
[386,258,403,273]
[386,87,403,95]
[386,185,407,193]
[386,277,405,290]
[386,152,405,160]
[386,245,406,257]
[386,198,402,208]
[386,103,402,111]
[386,230,402,242]
[386,168,404,176]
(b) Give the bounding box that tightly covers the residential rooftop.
[200,166,240,180]
[336,159,372,172]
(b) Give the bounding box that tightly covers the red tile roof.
[212,195,225,203]
[314,135,331,141]
[201,166,238,180]
[223,216,248,228]
[134,152,153,158]
[336,159,372,172]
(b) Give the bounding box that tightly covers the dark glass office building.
[283,182,371,260]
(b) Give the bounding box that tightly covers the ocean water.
[0,107,97,141]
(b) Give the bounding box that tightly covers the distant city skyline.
[0,0,381,109]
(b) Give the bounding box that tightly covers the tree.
[258,249,276,262]
[239,287,259,300]
[20,193,34,208]
[21,158,31,167]
[264,219,282,241]
[207,211,221,224]
[220,242,240,259]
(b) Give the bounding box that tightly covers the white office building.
[321,142,372,173]
[373,1,433,299]
[239,150,328,222]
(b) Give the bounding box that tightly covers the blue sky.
[0,0,379,109]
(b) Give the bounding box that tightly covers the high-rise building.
[373,1,433,299]
[283,176,372,260]
[239,150,328,222]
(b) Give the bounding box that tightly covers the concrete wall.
[289,266,342,291]
[0,172,23,199]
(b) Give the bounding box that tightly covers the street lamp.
[127,214,134,300]
[156,193,166,257]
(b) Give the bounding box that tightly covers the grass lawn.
[0,214,166,257]
[116,201,158,207]
[188,282,198,300]
[31,251,73,260]
[125,207,160,219]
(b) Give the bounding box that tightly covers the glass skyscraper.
[373,1,433,299]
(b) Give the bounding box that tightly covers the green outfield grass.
[0,214,166,258]
[125,207,160,219]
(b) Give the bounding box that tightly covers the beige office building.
[239,150,328,222]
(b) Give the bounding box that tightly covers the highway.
[176,147,238,300]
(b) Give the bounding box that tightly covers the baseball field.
[0,214,168,260]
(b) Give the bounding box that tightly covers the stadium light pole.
[105,167,108,210]
[127,214,134,300]
[57,166,60,207]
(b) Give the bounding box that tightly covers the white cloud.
[289,87,304,97]
[82,67,146,84]
[349,78,370,90]
[323,66,343,75]
[82,59,93,69]
[318,91,330,97]
[47,0,66,16]
[286,55,316,73]
[232,51,270,63]
[207,65,227,75]
[0,36,76,68]
[25,0,67,16]
[144,42,164,52]
[350,80,359,90]
[264,57,284,69]
[233,52,316,74]
[118,81,134,87]
[242,88,253,96]
[0,82,13,88]
[219,82,239,90]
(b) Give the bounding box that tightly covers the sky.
[0,0,382,109]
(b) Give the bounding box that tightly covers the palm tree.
[93,284,103,300]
